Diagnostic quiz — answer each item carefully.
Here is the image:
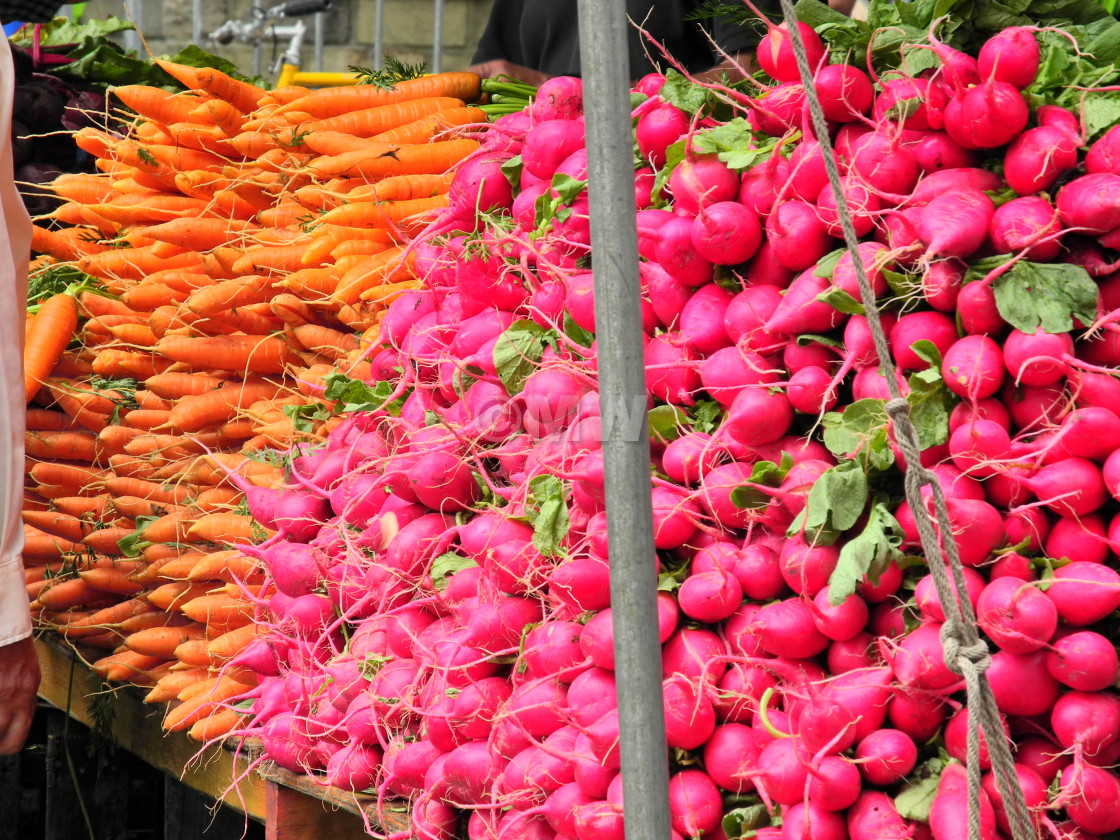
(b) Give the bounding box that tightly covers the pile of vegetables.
[20,63,485,742]
[25,0,1120,836]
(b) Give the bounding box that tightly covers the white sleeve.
[0,36,33,646]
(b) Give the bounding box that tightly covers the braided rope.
[773,7,1037,840]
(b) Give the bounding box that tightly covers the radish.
[757,23,825,81]
[943,79,1029,149]
[1060,763,1120,835]
[1087,125,1120,175]
[917,189,996,258]
[1051,690,1120,758]
[929,763,997,840]
[874,76,948,131]
[941,334,1005,399]
[888,689,947,743]
[766,201,833,271]
[636,101,687,166]
[975,576,1058,653]
[781,802,848,840]
[986,650,1061,717]
[807,755,862,811]
[691,201,762,265]
[1004,125,1080,196]
[814,63,874,122]
[989,196,1062,260]
[668,155,739,215]
[703,724,759,794]
[1057,173,1120,234]
[1046,630,1120,691]
[667,770,723,837]
[943,706,1009,770]
[977,27,1040,89]
[847,792,913,840]
[854,729,917,786]
[1044,561,1120,625]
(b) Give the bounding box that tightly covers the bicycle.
[209,0,360,89]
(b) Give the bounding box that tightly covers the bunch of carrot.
[20,61,487,740]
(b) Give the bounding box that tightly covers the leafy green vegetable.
[322,373,405,414]
[829,500,904,604]
[493,320,556,395]
[731,455,793,511]
[691,120,773,170]
[429,553,479,591]
[991,261,1099,334]
[822,399,894,472]
[526,475,570,556]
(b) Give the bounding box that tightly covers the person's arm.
[0,34,39,756]
[466,59,556,86]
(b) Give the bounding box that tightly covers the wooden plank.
[265,781,377,840]
[259,764,410,837]
[33,636,267,821]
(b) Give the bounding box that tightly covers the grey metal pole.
[576,1,671,837]
[432,0,445,74]
[372,0,385,69]
[191,0,202,51]
[122,0,142,54]
[313,10,324,72]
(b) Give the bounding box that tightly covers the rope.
[773,6,1037,840]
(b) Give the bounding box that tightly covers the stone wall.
[76,0,495,81]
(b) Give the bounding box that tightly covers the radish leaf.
[992,261,1098,334]
[830,500,903,604]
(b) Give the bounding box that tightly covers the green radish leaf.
[500,155,524,191]
[722,803,771,839]
[800,461,869,545]
[117,515,159,558]
[992,261,1099,334]
[651,140,687,206]
[692,119,768,170]
[691,399,723,434]
[526,475,570,557]
[323,373,401,413]
[895,756,947,821]
[429,553,479,591]
[1082,93,1120,141]
[563,311,595,348]
[648,405,688,444]
[813,248,847,280]
[829,501,904,605]
[493,319,553,395]
[730,456,792,511]
[660,69,721,115]
[283,401,335,433]
[908,339,944,370]
[822,399,893,471]
[817,287,865,316]
[906,346,955,449]
[795,333,845,349]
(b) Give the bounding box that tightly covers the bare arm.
[466,59,556,86]
[0,637,39,754]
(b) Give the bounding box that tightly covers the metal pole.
[191,0,202,50]
[576,1,671,837]
[372,0,385,69]
[252,0,264,79]
[432,0,444,73]
[122,0,142,54]
[313,10,324,72]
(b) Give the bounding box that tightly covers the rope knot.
[940,620,991,676]
[885,397,910,419]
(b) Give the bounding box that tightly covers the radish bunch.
[205,6,1120,840]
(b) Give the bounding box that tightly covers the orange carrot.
[91,349,174,380]
[205,622,259,662]
[29,461,105,494]
[303,96,464,136]
[146,581,213,612]
[51,494,111,520]
[179,592,253,630]
[316,193,449,228]
[139,510,198,545]
[277,72,482,119]
[25,430,99,463]
[79,565,145,596]
[372,106,486,145]
[91,649,167,683]
[111,85,211,126]
[185,513,259,546]
[124,623,207,658]
[332,244,413,305]
[81,527,138,557]
[24,292,80,403]
[312,137,480,180]
[36,578,106,611]
[165,377,284,433]
[162,675,248,731]
[185,275,274,317]
[144,667,211,703]
[187,708,243,742]
[172,639,213,669]
[155,334,301,375]
[21,510,94,542]
[26,409,79,432]
[143,372,230,399]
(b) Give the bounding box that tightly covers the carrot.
[172,639,213,669]
[144,372,230,399]
[25,430,99,463]
[131,217,258,251]
[79,565,145,596]
[316,193,449,229]
[29,462,105,494]
[166,377,284,433]
[120,282,189,312]
[353,172,456,203]
[118,409,170,431]
[31,225,103,261]
[179,593,253,631]
[146,581,213,612]
[25,292,80,403]
[372,106,486,145]
[144,667,211,703]
[206,622,258,662]
[155,60,264,113]
[185,275,274,317]
[276,72,482,119]
[139,510,198,544]
[189,98,245,137]
[21,510,93,542]
[187,708,243,742]
[313,138,480,180]
[124,623,207,658]
[77,292,136,320]
[299,130,393,157]
[23,529,85,565]
[112,496,186,520]
[104,476,192,505]
[89,193,211,226]
[104,323,159,347]
[91,349,174,380]
[151,550,208,581]
[332,244,414,305]
[97,425,148,458]
[277,267,337,299]
[111,85,210,126]
[289,324,360,361]
[51,494,111,519]
[230,243,311,276]
[166,122,236,156]
[132,390,172,412]
[78,247,205,285]
[163,675,248,731]
[192,486,246,513]
[63,597,154,630]
[184,550,252,583]
[200,304,283,338]
[48,172,117,204]
[106,453,160,480]
[26,409,79,432]
[155,334,301,375]
[91,649,167,683]
[185,513,260,546]
[81,527,139,557]
[36,578,106,611]
[303,95,466,136]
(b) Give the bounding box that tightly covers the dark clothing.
[471,0,767,79]
[0,1,66,22]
